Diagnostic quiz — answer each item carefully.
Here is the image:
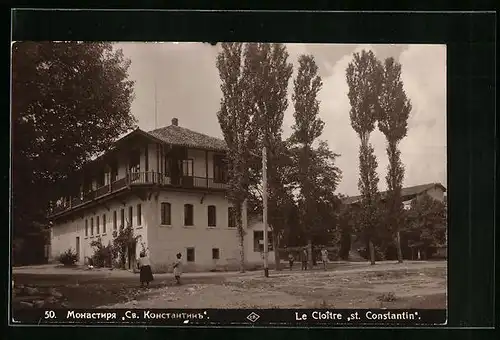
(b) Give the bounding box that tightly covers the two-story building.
[48,118,269,272]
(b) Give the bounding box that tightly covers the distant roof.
[343,183,447,205]
[147,124,227,152]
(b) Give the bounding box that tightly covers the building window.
[137,204,142,226]
[97,170,105,188]
[129,150,140,173]
[253,230,273,252]
[85,219,88,237]
[90,217,94,236]
[186,248,195,262]
[113,211,117,230]
[181,159,194,176]
[184,204,194,226]
[102,214,106,234]
[213,154,228,183]
[110,161,118,183]
[161,202,171,225]
[212,248,220,260]
[208,205,216,227]
[96,216,100,234]
[120,209,125,229]
[228,207,236,228]
[128,206,133,228]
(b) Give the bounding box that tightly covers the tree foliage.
[346,50,382,264]
[111,220,141,269]
[290,54,342,263]
[244,43,293,269]
[405,195,447,250]
[377,57,412,263]
[12,42,137,264]
[216,43,260,272]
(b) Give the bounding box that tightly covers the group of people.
[288,247,329,271]
[136,245,330,288]
[136,252,183,288]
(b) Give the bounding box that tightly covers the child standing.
[321,247,329,271]
[288,252,294,271]
[173,253,182,285]
[138,252,154,288]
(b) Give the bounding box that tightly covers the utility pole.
[262,146,269,277]
[154,78,158,129]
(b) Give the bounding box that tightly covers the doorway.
[75,237,80,263]
[127,240,137,270]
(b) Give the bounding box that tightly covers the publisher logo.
[246,312,260,323]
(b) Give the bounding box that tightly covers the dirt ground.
[12,261,446,310]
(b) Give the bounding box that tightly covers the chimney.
[171,118,178,126]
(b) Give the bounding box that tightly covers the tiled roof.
[147,125,228,152]
[343,183,446,205]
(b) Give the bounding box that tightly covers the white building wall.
[424,186,445,202]
[50,196,149,265]
[146,191,242,272]
[245,219,276,265]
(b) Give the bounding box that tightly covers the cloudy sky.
[114,42,447,197]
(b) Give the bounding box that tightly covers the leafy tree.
[290,54,342,267]
[377,57,412,263]
[90,237,113,268]
[244,43,293,270]
[405,195,447,258]
[111,219,140,269]
[346,50,383,265]
[216,43,259,272]
[12,42,136,264]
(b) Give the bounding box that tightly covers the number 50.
[44,310,56,319]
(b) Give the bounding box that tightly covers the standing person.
[173,253,182,285]
[138,252,154,288]
[288,251,295,271]
[301,248,308,271]
[321,247,329,271]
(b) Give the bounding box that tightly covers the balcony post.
[145,144,149,182]
[205,150,209,188]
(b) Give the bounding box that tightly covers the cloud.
[116,43,446,197]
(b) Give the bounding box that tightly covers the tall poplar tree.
[246,43,293,270]
[346,50,382,265]
[216,43,259,272]
[290,54,342,267]
[377,57,412,263]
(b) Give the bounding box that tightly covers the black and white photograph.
[11,40,448,320]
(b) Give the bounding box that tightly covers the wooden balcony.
[48,172,228,217]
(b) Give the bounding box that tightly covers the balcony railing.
[49,172,228,216]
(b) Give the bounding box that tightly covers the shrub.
[90,237,113,267]
[357,245,386,261]
[58,248,78,266]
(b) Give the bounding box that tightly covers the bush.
[58,248,78,266]
[357,245,386,261]
[90,238,113,268]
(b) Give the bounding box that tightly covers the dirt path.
[101,262,447,309]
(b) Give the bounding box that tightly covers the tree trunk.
[395,231,403,263]
[307,239,313,268]
[368,239,376,265]
[236,202,246,273]
[238,234,245,273]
